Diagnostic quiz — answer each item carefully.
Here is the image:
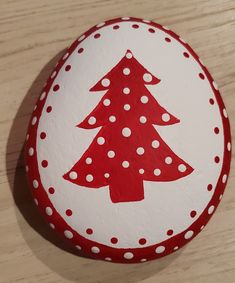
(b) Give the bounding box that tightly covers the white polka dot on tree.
[154,169,161,176]
[140,116,147,123]
[107,150,115,158]
[126,52,132,59]
[101,78,110,87]
[123,68,130,75]
[85,157,92,164]
[140,96,148,104]
[88,116,96,125]
[86,174,94,182]
[143,73,152,82]
[124,104,131,111]
[165,157,172,164]
[123,87,130,94]
[178,164,186,172]
[103,99,111,106]
[97,137,105,145]
[69,171,78,180]
[162,113,170,122]
[122,161,129,168]
[152,140,160,148]
[136,147,145,155]
[109,115,116,122]
[122,127,131,137]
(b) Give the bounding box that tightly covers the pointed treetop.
[89,50,161,92]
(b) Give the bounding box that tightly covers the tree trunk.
[109,173,144,203]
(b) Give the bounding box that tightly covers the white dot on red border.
[40,92,46,100]
[227,142,231,151]
[155,246,165,254]
[124,252,134,259]
[63,52,69,60]
[64,230,73,239]
[139,168,144,174]
[101,78,110,87]
[212,81,218,90]
[96,22,105,28]
[222,174,227,183]
[91,246,100,253]
[33,180,39,189]
[105,257,112,261]
[78,34,85,41]
[208,205,215,214]
[163,25,170,30]
[76,245,82,250]
[49,223,55,229]
[184,230,194,239]
[51,71,56,79]
[45,207,53,216]
[28,147,34,156]
[223,108,228,118]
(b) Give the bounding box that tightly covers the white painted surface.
[37,21,223,248]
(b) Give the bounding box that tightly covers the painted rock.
[25,17,231,263]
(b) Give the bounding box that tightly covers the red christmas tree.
[63,50,193,203]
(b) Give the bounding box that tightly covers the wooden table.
[0,0,234,282]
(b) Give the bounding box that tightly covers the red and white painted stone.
[25,17,231,263]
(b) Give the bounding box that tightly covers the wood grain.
[0,0,235,282]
